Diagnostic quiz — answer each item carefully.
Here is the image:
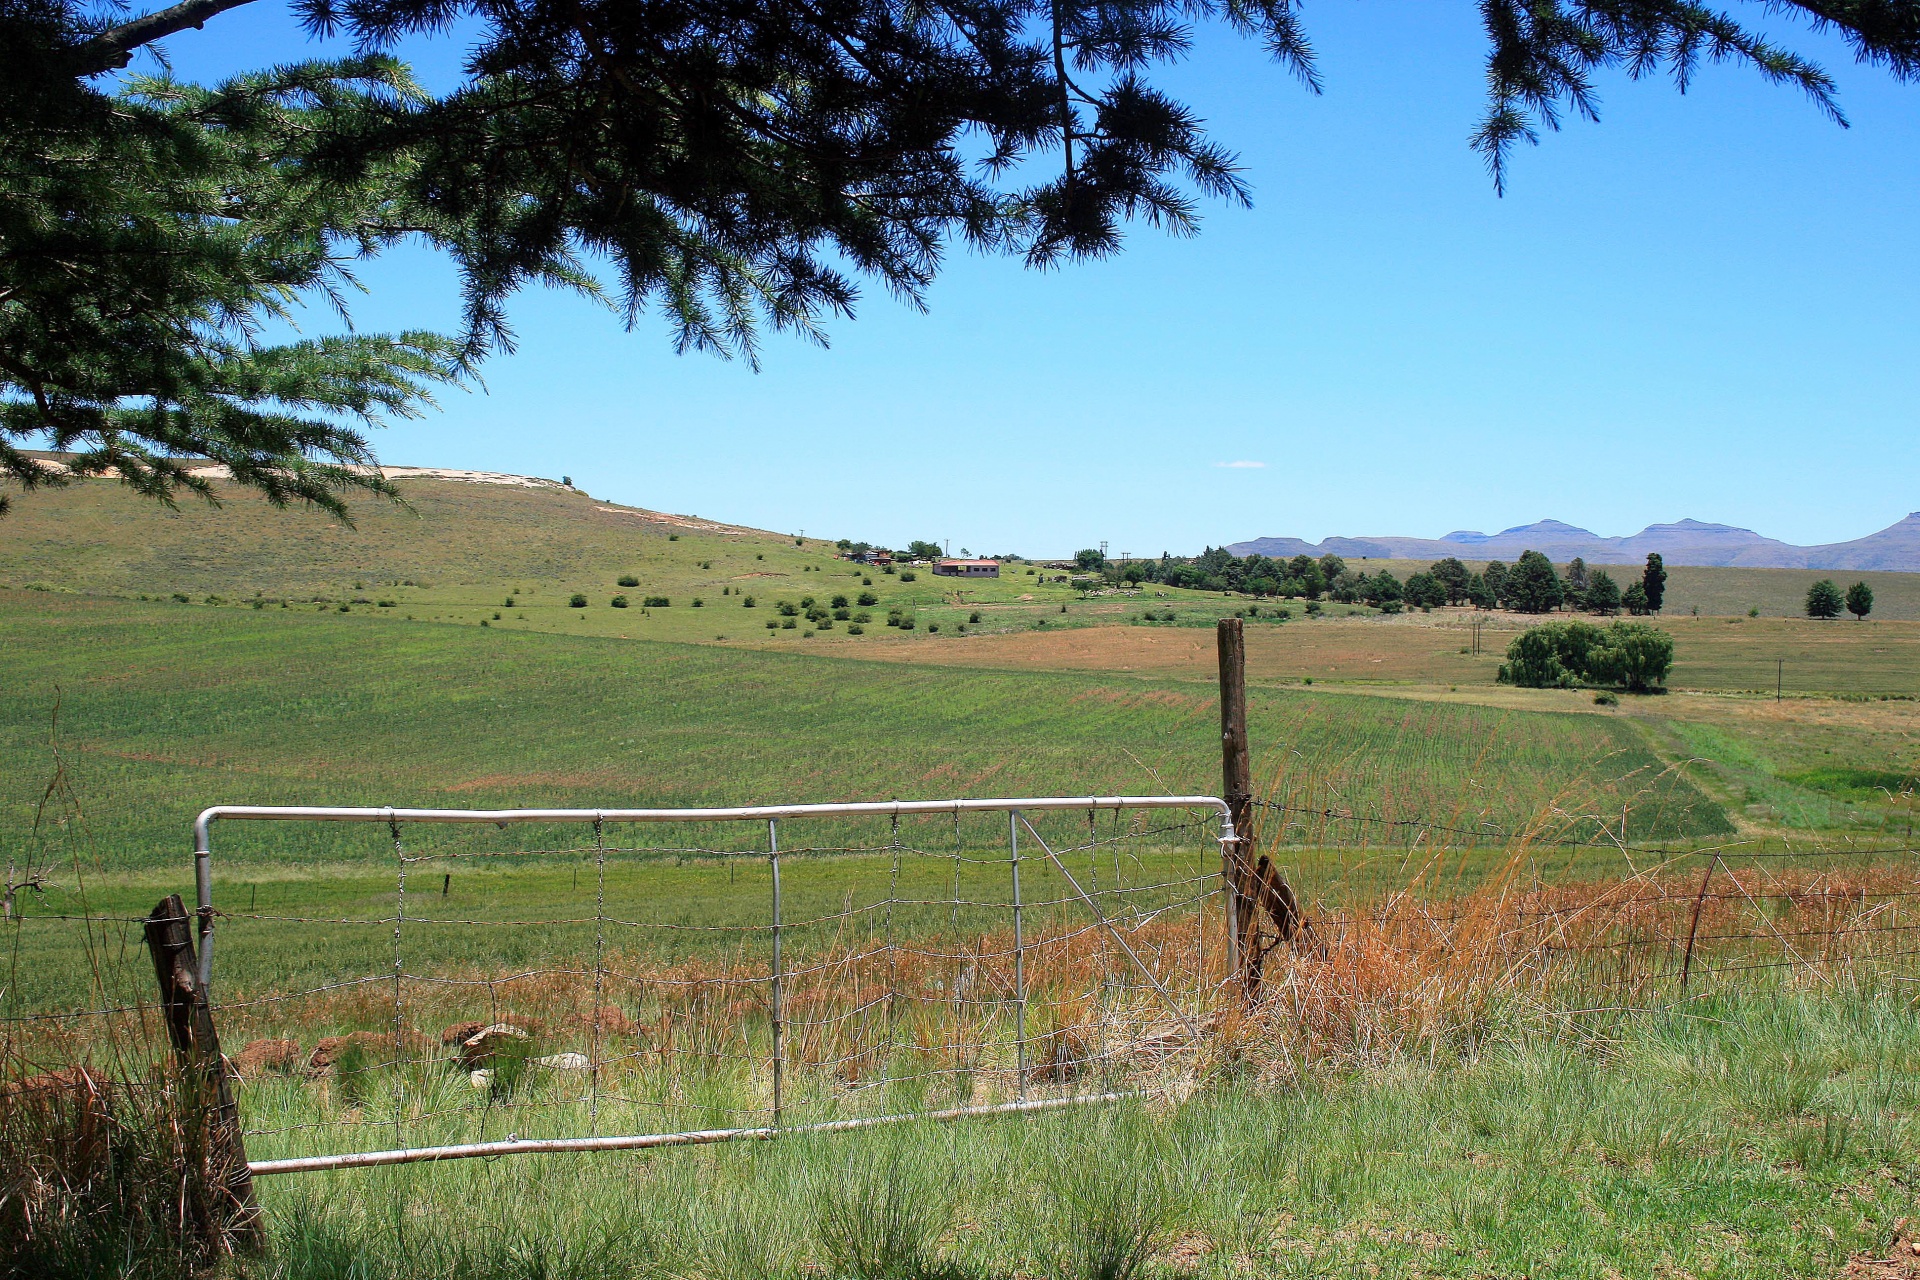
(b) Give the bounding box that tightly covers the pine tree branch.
[68,0,265,77]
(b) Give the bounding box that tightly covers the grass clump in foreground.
[238,985,1917,1280]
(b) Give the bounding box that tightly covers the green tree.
[1467,572,1495,611]
[1316,554,1347,588]
[1623,581,1650,615]
[1366,571,1403,612]
[1846,581,1874,620]
[1073,548,1106,572]
[10,2,1917,514]
[1505,550,1564,614]
[1587,622,1674,692]
[906,540,945,562]
[1584,569,1622,615]
[1403,571,1446,610]
[1641,553,1668,613]
[1562,557,1589,611]
[1497,627,1575,689]
[1805,579,1844,619]
[1482,561,1509,608]
[1430,557,1470,606]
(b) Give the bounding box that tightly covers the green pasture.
[0,592,1730,879]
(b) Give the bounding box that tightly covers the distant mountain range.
[1225,514,1920,573]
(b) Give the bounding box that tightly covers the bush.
[1594,691,1619,706]
[742,596,756,607]
[898,617,915,630]
[643,596,670,608]
[766,620,779,629]
[857,591,878,607]
[898,571,916,582]
[1498,621,1673,692]
[831,594,850,608]
[782,618,797,629]
[569,594,588,608]
[847,624,864,635]
[617,575,639,587]
[611,595,629,608]
[504,596,516,607]
[833,607,851,620]
[691,598,704,607]
[926,623,939,632]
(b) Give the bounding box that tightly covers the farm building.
[934,558,1000,577]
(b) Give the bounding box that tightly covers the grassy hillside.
[0,592,1729,876]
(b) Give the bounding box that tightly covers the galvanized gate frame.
[190,796,1237,1176]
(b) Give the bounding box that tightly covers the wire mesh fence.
[6,793,1917,1180]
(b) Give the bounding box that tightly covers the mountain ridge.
[1226,513,1920,572]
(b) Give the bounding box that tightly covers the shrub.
[831,594,850,609]
[862,577,873,586]
[569,594,589,608]
[854,611,871,623]
[833,607,851,620]
[337,604,350,612]
[782,618,797,629]
[691,598,704,607]
[968,611,981,623]
[743,596,756,607]
[847,624,864,635]
[617,575,640,587]
[1498,621,1672,692]
[504,597,516,607]
[1594,691,1619,706]
[926,623,939,632]
[669,534,679,541]
[643,596,670,607]
[818,618,833,630]
[766,620,779,629]
[1586,622,1674,692]
[857,591,878,607]
[611,596,629,608]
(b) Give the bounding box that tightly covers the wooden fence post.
[1217,619,1302,1002]
[145,894,262,1249]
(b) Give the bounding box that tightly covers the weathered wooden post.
[145,894,261,1248]
[1217,618,1302,1001]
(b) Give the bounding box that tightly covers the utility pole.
[1777,658,1783,702]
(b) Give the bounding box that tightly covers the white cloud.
[1213,460,1267,469]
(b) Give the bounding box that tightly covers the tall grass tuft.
[0,1063,244,1280]
[814,1130,957,1280]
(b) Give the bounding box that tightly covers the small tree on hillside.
[1806,579,1844,619]
[1506,551,1564,614]
[1642,553,1667,613]
[1317,554,1348,587]
[1431,557,1471,606]
[1585,569,1622,615]
[906,540,945,562]
[1073,548,1106,572]
[1846,581,1874,620]
[1623,581,1650,615]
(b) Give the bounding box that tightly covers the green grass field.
[7,481,1920,1280]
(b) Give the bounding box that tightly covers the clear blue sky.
[143,3,1917,557]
